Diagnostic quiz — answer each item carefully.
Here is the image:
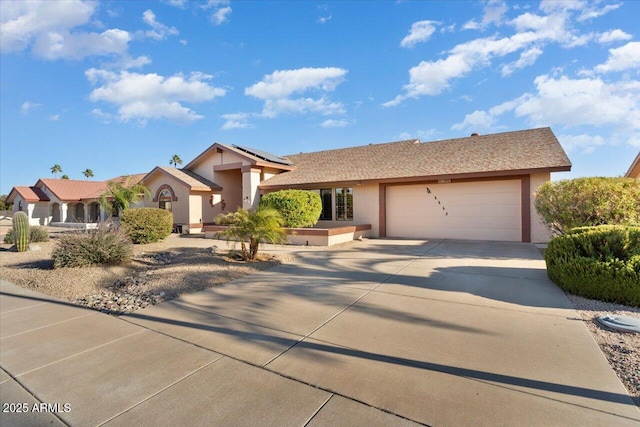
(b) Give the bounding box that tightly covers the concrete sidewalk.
[1,239,639,426]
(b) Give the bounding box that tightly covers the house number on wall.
[426,187,448,216]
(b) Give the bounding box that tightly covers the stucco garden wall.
[530,172,552,243]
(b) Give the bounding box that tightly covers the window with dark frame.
[335,187,353,221]
[319,188,332,220]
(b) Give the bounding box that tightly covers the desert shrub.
[3,226,49,244]
[51,224,132,268]
[259,189,322,228]
[120,208,173,244]
[29,226,49,242]
[534,177,640,235]
[545,225,640,306]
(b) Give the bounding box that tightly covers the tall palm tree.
[170,154,183,168]
[214,207,287,260]
[50,164,62,178]
[82,169,94,179]
[100,177,150,217]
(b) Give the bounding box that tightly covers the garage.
[386,180,522,241]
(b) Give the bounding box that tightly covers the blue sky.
[1,0,638,195]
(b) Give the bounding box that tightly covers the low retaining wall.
[202,224,372,246]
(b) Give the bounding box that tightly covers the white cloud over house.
[86,69,226,124]
[594,41,640,73]
[400,20,439,48]
[140,9,179,41]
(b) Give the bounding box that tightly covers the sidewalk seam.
[1,311,98,340]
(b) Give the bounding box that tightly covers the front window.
[159,190,172,212]
[335,188,353,221]
[319,188,332,220]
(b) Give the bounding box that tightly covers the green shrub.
[534,177,640,235]
[3,226,49,244]
[259,189,322,228]
[545,225,640,306]
[120,208,173,244]
[51,223,132,268]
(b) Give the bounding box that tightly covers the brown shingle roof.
[261,127,571,187]
[8,186,50,202]
[144,166,222,191]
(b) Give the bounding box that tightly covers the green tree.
[61,174,70,179]
[50,164,62,178]
[535,177,640,235]
[82,169,94,179]
[215,207,287,260]
[0,194,11,211]
[100,177,151,217]
[170,154,183,168]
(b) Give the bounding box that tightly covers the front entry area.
[385,180,522,241]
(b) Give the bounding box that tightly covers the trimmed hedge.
[52,224,132,268]
[260,189,322,228]
[545,225,640,306]
[120,208,173,244]
[3,226,50,244]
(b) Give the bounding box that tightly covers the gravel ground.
[565,293,640,407]
[1,234,638,407]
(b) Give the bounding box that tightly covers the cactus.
[12,211,29,252]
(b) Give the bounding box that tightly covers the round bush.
[120,208,173,244]
[259,190,322,228]
[3,226,49,244]
[545,225,640,306]
[52,224,132,268]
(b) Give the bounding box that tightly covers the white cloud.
[317,15,332,24]
[451,110,497,132]
[385,2,613,106]
[163,0,188,8]
[400,20,439,48]
[202,1,232,25]
[320,119,349,128]
[49,114,60,121]
[220,113,253,130]
[90,108,113,123]
[245,67,348,118]
[453,73,640,146]
[557,133,607,154]
[501,46,543,76]
[463,0,508,30]
[20,101,41,115]
[140,9,179,40]
[0,0,131,60]
[597,29,632,44]
[86,69,226,124]
[594,41,640,73]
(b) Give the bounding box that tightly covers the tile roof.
[145,166,222,191]
[38,179,109,201]
[261,127,571,187]
[9,186,50,202]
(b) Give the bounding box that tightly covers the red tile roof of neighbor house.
[33,174,148,201]
[144,166,222,191]
[261,127,572,187]
[9,186,50,202]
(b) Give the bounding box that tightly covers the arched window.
[159,189,172,211]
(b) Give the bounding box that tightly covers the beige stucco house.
[626,152,640,178]
[8,127,571,243]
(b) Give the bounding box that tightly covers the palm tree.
[51,164,62,178]
[214,207,287,260]
[170,154,183,168]
[100,177,150,217]
[82,169,94,179]
[61,174,70,180]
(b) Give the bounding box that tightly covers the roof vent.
[471,132,479,137]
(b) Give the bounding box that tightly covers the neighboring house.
[7,127,572,242]
[7,174,145,226]
[625,151,640,178]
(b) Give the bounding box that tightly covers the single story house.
[626,151,640,178]
[8,127,571,243]
[7,174,145,226]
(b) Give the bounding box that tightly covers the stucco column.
[61,203,68,223]
[242,167,262,209]
[27,203,36,226]
[99,205,106,222]
[84,204,90,223]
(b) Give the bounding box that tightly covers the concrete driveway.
[1,239,638,426]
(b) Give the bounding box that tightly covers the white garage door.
[386,180,521,241]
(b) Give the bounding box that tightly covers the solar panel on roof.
[232,144,293,166]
